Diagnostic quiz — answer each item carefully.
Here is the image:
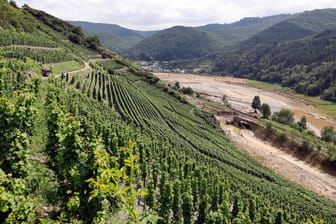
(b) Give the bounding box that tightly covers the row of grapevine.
[1,46,76,63]
[85,61,336,223]
[50,80,336,223]
[0,30,59,48]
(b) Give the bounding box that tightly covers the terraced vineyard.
[1,1,336,223]
[64,60,336,223]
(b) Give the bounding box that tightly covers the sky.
[16,0,336,30]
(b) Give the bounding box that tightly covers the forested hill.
[72,14,290,59]
[243,8,336,46]
[1,0,336,223]
[198,14,293,48]
[128,26,218,61]
[211,27,336,102]
[127,14,292,61]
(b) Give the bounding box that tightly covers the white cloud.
[15,0,336,30]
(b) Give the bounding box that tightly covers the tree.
[297,116,307,131]
[261,103,271,119]
[222,95,229,107]
[181,87,194,95]
[321,126,335,143]
[272,109,294,125]
[251,96,261,112]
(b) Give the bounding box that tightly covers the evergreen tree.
[298,116,307,131]
[261,103,271,119]
[252,96,261,112]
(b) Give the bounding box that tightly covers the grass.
[47,61,83,75]
[247,80,336,119]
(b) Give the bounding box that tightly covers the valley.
[155,72,336,201]
[2,1,336,223]
[155,73,336,135]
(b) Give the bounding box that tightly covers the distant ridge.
[69,21,157,54]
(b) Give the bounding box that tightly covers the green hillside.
[128,26,218,61]
[211,28,336,102]
[243,8,336,46]
[200,14,293,48]
[69,21,156,54]
[0,1,336,223]
[72,14,291,61]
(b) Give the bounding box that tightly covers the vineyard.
[61,60,336,223]
[0,1,336,223]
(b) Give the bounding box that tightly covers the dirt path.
[68,58,110,75]
[155,73,336,202]
[226,128,336,201]
[68,61,91,74]
[155,73,336,136]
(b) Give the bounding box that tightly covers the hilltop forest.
[0,1,335,223]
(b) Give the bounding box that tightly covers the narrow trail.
[68,58,110,75]
[4,45,61,51]
[68,61,91,74]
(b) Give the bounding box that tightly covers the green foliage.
[181,86,194,95]
[261,103,271,119]
[306,215,325,224]
[272,109,294,125]
[298,116,307,131]
[1,2,336,223]
[212,28,336,103]
[87,141,158,223]
[251,95,261,112]
[321,126,336,143]
[128,26,218,61]
[244,9,336,46]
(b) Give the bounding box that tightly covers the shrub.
[181,87,193,95]
[272,109,294,125]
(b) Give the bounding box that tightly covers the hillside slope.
[244,8,336,45]
[212,29,336,102]
[0,1,335,223]
[69,21,156,54]
[200,14,293,48]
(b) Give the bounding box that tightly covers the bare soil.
[229,128,336,202]
[156,73,336,202]
[155,73,336,136]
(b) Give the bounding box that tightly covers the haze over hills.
[69,21,157,54]
[71,14,292,57]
